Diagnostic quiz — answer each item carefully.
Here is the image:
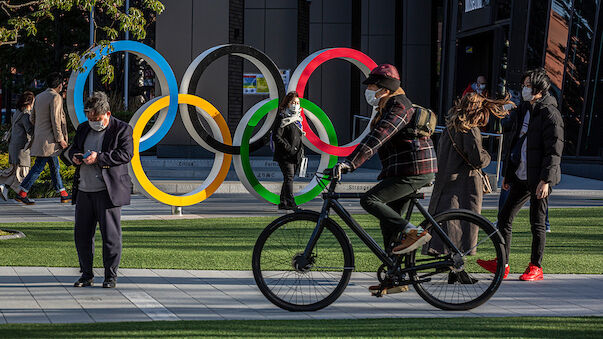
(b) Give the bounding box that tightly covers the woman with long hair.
[0,91,35,200]
[424,93,511,283]
[272,91,305,210]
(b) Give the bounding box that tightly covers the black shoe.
[60,194,72,203]
[102,278,117,288]
[448,271,478,284]
[74,277,94,287]
[277,203,297,211]
[15,195,35,205]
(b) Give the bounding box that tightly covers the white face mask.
[522,87,534,102]
[365,89,382,106]
[89,119,107,132]
[289,102,301,113]
[478,84,486,90]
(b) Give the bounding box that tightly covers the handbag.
[59,144,74,167]
[447,128,493,194]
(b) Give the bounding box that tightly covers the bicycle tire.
[407,209,505,310]
[252,211,354,312]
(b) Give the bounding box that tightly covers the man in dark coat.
[69,91,133,288]
[478,68,564,281]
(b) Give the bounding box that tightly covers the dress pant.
[497,180,549,267]
[278,161,296,207]
[75,190,122,279]
[360,173,435,252]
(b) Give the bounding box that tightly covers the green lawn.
[0,317,601,338]
[0,207,602,273]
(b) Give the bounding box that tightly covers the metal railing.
[434,126,504,187]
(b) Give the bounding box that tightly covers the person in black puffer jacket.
[478,68,564,282]
[272,91,305,210]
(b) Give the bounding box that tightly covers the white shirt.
[515,110,530,181]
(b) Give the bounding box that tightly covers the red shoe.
[519,263,543,281]
[477,258,509,279]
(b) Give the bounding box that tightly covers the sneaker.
[15,195,35,205]
[519,263,543,281]
[368,281,409,296]
[545,228,551,233]
[0,184,8,201]
[60,194,72,204]
[102,278,117,288]
[448,270,479,284]
[73,277,94,287]
[477,258,509,279]
[392,229,432,255]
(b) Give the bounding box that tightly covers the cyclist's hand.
[333,161,351,180]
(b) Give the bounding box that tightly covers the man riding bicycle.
[335,64,437,295]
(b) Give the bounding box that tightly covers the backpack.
[401,104,437,138]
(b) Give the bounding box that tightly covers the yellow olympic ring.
[129,94,232,206]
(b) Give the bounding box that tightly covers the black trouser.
[360,173,435,252]
[278,161,296,207]
[75,190,122,279]
[497,180,549,267]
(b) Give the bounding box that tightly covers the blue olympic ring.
[69,41,179,152]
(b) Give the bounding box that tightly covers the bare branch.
[0,1,43,11]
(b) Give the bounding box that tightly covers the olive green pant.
[360,173,435,251]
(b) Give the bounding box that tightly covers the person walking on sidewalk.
[15,73,71,205]
[478,68,564,281]
[272,91,305,211]
[424,93,510,281]
[0,91,35,201]
[334,64,438,295]
[70,92,133,289]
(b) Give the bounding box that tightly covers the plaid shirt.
[346,94,437,180]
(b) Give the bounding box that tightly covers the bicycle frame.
[302,175,463,274]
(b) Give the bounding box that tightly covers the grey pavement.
[0,266,601,324]
[0,172,602,223]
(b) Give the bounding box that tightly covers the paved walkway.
[0,267,601,324]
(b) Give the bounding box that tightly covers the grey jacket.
[8,109,34,166]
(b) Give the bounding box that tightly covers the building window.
[579,2,603,156]
[560,0,599,156]
[526,0,550,69]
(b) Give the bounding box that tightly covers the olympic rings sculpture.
[67,40,378,207]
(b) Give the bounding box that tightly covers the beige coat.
[424,126,491,256]
[29,88,68,157]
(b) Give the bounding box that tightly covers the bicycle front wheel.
[252,211,354,312]
[407,209,506,310]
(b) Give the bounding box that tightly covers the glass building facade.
[442,0,602,159]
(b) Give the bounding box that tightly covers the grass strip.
[0,207,601,273]
[0,317,601,338]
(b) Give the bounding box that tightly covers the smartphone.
[75,151,92,161]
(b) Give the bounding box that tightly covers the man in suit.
[15,72,71,205]
[69,91,133,288]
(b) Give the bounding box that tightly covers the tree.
[0,0,164,85]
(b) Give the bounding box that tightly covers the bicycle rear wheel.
[252,211,354,311]
[407,209,505,310]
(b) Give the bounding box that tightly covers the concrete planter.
[0,229,26,240]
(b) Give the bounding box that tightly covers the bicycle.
[252,169,506,311]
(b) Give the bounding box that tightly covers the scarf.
[280,108,304,133]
